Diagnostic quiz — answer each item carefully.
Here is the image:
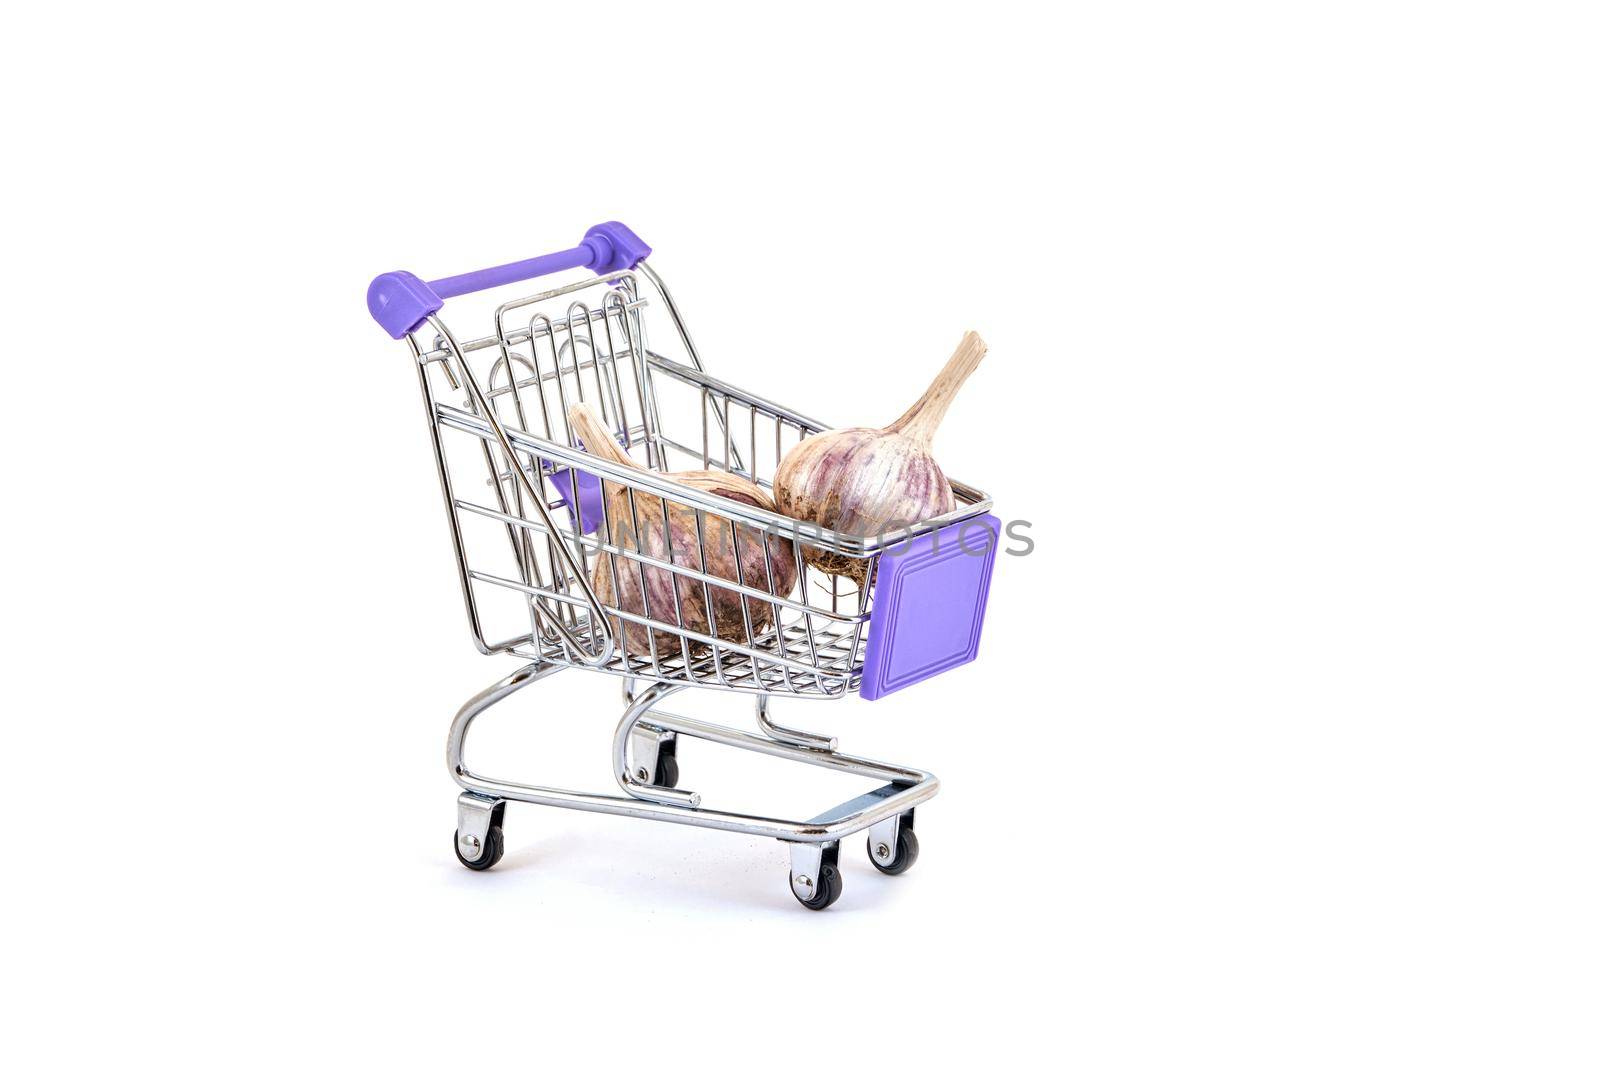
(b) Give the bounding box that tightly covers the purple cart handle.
[367,221,651,339]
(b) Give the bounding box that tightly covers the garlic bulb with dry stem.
[568,402,799,659]
[772,331,987,585]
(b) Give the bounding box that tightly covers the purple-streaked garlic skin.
[773,428,954,586]
[569,403,799,660]
[593,483,799,659]
[771,331,986,587]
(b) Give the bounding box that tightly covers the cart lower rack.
[368,223,999,909]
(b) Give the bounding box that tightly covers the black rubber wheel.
[868,825,919,876]
[792,862,843,911]
[454,824,505,871]
[655,752,680,789]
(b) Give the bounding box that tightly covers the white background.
[5,2,1596,1063]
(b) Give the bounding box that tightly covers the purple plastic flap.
[543,460,605,534]
[859,515,1001,700]
[540,429,630,534]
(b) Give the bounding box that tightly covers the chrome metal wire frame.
[404,256,968,900]
[410,316,614,665]
[756,693,838,751]
[447,662,938,844]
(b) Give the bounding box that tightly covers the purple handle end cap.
[368,271,443,339]
[583,222,652,274]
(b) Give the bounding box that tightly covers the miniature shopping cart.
[367,223,999,909]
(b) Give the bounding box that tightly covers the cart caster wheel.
[868,824,919,875]
[791,862,843,911]
[656,751,680,789]
[654,735,680,788]
[454,824,505,871]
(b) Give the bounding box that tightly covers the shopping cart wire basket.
[368,222,999,908]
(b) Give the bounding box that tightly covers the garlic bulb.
[773,331,987,585]
[567,402,799,658]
